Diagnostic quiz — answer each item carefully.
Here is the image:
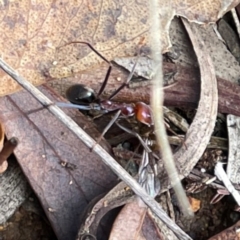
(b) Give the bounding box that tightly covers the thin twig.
[0,57,192,240]
[149,0,193,216]
[231,8,240,39]
[215,162,240,206]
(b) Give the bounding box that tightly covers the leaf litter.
[0,0,240,239]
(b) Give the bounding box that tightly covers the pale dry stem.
[149,0,193,217]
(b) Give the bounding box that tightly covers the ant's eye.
[66,84,96,104]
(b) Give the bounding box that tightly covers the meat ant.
[56,42,155,144]
[56,42,179,150]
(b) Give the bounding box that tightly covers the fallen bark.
[98,61,240,117]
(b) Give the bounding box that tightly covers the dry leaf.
[109,198,147,240]
[109,201,167,240]
[0,0,149,96]
[1,0,239,96]
[0,85,117,240]
[188,196,201,212]
[160,0,240,52]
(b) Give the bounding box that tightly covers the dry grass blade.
[0,58,192,240]
[215,162,240,206]
[231,8,240,38]
[150,0,193,216]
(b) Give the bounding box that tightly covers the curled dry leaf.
[109,198,147,240]
[108,199,164,240]
[160,0,240,52]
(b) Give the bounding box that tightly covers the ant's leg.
[56,102,93,110]
[59,41,112,98]
[91,110,121,151]
[115,121,152,154]
[107,38,149,100]
[115,121,160,160]
[108,57,139,100]
[96,64,112,98]
[124,143,141,174]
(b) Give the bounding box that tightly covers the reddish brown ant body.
[64,84,153,127]
[57,42,181,157]
[57,41,153,129]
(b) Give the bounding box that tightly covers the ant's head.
[66,84,96,105]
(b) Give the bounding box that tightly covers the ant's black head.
[66,84,96,104]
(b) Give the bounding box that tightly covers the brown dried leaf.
[142,212,166,240]
[109,198,147,240]
[1,0,239,96]
[76,181,135,239]
[0,0,149,96]
[0,85,117,240]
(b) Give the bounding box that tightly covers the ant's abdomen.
[134,102,152,126]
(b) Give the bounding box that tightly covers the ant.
[56,42,180,150]
[56,42,154,144]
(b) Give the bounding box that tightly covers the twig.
[149,0,193,216]
[231,8,240,39]
[0,58,192,240]
[167,136,228,150]
[215,162,240,206]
